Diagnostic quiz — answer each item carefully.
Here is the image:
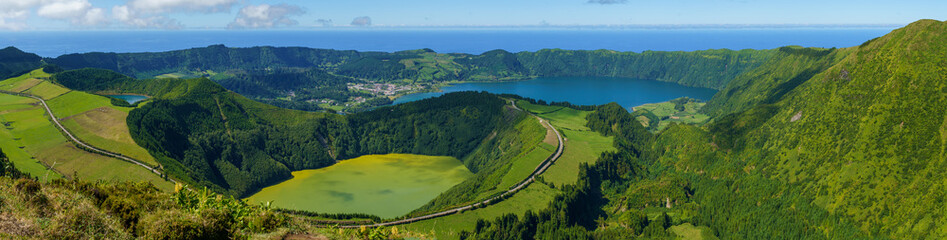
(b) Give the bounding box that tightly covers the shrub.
[137,209,233,240]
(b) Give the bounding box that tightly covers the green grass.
[0,69,50,91]
[494,146,553,193]
[517,100,592,131]
[61,111,158,166]
[30,82,156,166]
[24,81,70,100]
[0,95,57,179]
[402,183,559,240]
[669,223,718,240]
[633,100,710,132]
[47,91,132,118]
[246,154,473,219]
[0,70,172,189]
[0,93,172,190]
[517,100,616,186]
[542,128,614,186]
[515,100,563,114]
[0,76,41,92]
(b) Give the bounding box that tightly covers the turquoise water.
[394,77,718,109]
[107,95,148,104]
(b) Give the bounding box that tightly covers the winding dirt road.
[336,99,564,228]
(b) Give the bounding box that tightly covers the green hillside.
[464,19,947,239]
[0,47,43,79]
[515,48,774,89]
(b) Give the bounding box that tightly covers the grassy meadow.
[246,154,473,219]
[0,70,170,189]
[516,100,616,186]
[633,98,710,131]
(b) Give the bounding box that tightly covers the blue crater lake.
[394,77,718,109]
[107,94,149,104]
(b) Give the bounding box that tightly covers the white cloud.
[127,0,237,13]
[78,7,107,25]
[112,5,181,29]
[228,4,305,29]
[0,0,39,30]
[112,0,237,29]
[0,0,109,29]
[36,0,108,26]
[37,0,89,18]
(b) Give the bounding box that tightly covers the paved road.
[335,99,565,228]
[1,90,174,183]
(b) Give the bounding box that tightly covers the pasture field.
[246,154,474,219]
[0,93,171,189]
[494,144,553,193]
[24,81,70,100]
[0,94,60,179]
[0,68,50,92]
[60,108,158,166]
[48,91,133,117]
[669,223,719,240]
[633,99,710,131]
[519,100,615,186]
[0,70,171,189]
[542,128,614,186]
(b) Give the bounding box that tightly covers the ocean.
[1,28,893,57]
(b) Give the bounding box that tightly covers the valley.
[0,19,945,239]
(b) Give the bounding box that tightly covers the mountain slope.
[464,19,947,239]
[667,19,947,238]
[45,45,773,90]
[0,47,44,79]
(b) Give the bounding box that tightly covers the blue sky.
[1,0,943,30]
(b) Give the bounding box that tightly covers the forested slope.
[0,47,44,79]
[515,48,774,89]
[44,45,773,90]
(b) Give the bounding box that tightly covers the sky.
[0,0,943,30]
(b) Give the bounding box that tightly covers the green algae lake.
[245,154,473,218]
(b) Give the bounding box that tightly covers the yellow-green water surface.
[246,154,473,218]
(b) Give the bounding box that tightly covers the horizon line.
[5,23,906,32]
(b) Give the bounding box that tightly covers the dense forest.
[0,47,43,80]
[515,48,774,89]
[464,19,947,239]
